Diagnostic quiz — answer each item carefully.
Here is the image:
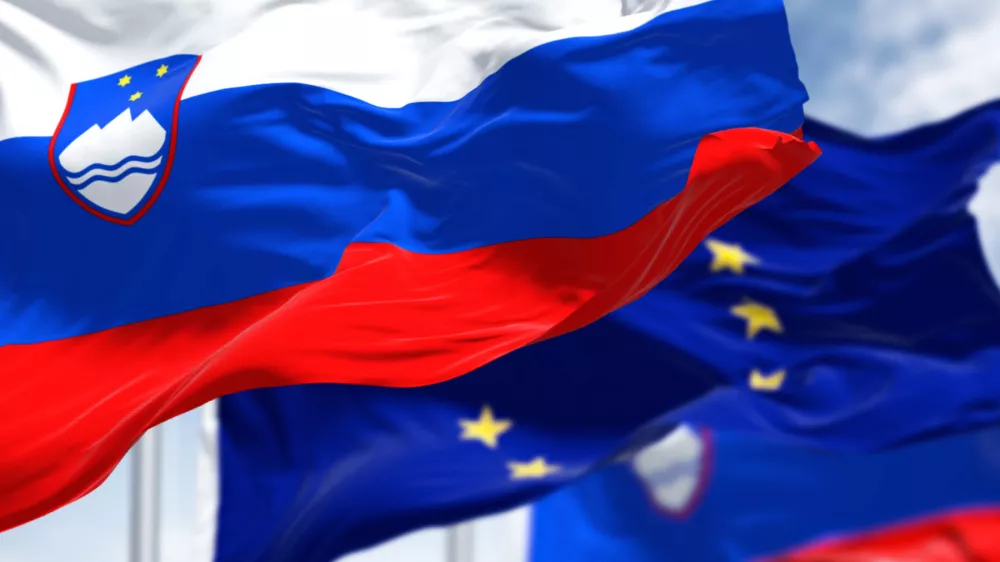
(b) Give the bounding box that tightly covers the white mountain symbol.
[631,425,706,513]
[58,108,167,215]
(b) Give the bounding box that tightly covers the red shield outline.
[47,56,202,226]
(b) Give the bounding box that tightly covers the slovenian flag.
[529,424,1000,561]
[0,0,817,530]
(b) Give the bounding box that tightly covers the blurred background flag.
[195,103,999,562]
[527,423,1000,562]
[658,99,1000,450]
[0,0,817,531]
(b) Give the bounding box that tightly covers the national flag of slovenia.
[528,424,1000,562]
[0,0,817,531]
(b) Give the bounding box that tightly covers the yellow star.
[705,238,759,275]
[748,368,786,392]
[129,91,143,102]
[730,299,782,339]
[117,74,132,87]
[156,64,169,78]
[507,457,560,480]
[459,405,512,449]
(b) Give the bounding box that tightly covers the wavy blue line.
[62,151,164,180]
[70,168,159,191]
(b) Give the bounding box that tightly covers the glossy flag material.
[529,424,1000,562]
[196,104,999,562]
[0,0,817,530]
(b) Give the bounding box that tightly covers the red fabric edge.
[764,507,1000,561]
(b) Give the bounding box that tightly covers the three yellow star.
[459,405,512,449]
[706,241,788,389]
[730,299,782,339]
[117,74,132,87]
[156,64,169,78]
[748,368,786,392]
[507,457,560,480]
[129,91,143,102]
[705,238,759,275]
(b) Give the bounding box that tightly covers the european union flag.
[195,101,1000,561]
[660,100,1000,450]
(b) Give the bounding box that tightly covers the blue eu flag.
[198,101,1000,562]
[659,101,1000,449]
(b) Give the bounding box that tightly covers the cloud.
[787,0,1000,133]
[846,0,1000,132]
[786,0,1000,275]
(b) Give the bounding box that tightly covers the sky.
[2,1,1000,561]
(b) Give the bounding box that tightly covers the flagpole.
[129,426,162,562]
[445,523,475,562]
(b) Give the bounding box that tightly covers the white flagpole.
[445,523,475,562]
[129,426,163,562]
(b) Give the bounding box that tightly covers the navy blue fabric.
[660,101,1000,449]
[213,103,1000,561]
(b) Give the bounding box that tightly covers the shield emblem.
[48,54,201,225]
[630,424,711,518]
